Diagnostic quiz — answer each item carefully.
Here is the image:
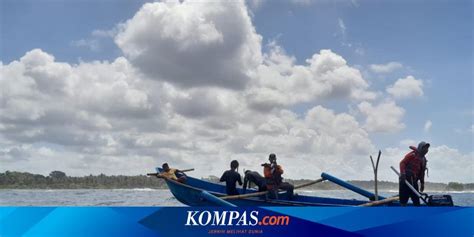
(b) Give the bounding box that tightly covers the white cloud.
[246,0,266,10]
[70,39,100,52]
[0,49,160,150]
[381,144,473,183]
[91,28,118,38]
[424,120,432,132]
[399,139,417,147]
[115,1,262,90]
[338,18,346,38]
[386,75,424,99]
[369,61,403,74]
[71,27,119,52]
[246,44,376,111]
[2,1,471,184]
[358,100,405,133]
[0,47,378,179]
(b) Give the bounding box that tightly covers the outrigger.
[147,167,454,207]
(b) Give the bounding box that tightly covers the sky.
[0,0,472,183]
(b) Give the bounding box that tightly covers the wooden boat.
[154,168,404,207]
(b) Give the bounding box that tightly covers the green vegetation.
[0,171,166,189]
[446,182,464,191]
[1,171,472,191]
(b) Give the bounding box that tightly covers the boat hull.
[165,176,371,207]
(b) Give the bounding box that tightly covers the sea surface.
[1,189,473,206]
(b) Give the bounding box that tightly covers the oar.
[146,168,195,176]
[390,166,428,205]
[359,196,399,207]
[222,179,326,200]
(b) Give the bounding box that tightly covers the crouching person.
[243,170,267,193]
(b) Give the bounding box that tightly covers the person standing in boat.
[220,160,243,195]
[160,163,187,183]
[243,170,267,193]
[399,141,429,206]
[262,154,294,199]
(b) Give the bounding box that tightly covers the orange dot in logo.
[258,221,262,225]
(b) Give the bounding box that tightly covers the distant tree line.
[1,171,472,191]
[0,171,166,189]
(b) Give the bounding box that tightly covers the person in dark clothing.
[220,160,243,195]
[243,170,267,193]
[399,141,429,206]
[262,154,294,199]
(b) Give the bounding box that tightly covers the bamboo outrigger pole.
[146,168,195,177]
[221,190,269,200]
[359,196,399,207]
[221,178,326,200]
[294,178,325,189]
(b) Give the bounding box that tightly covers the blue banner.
[1,207,473,237]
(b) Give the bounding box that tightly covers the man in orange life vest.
[262,153,294,199]
[399,141,429,206]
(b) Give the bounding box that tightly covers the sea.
[1,189,473,206]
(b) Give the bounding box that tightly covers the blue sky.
[0,0,472,180]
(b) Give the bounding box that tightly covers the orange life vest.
[263,164,283,179]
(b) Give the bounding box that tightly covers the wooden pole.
[294,178,325,189]
[146,168,195,177]
[359,196,399,207]
[221,179,325,200]
[221,190,269,200]
[370,150,381,201]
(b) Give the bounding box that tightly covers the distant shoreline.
[2,188,474,193]
[2,170,473,191]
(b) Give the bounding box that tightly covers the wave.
[111,188,158,192]
[131,188,157,191]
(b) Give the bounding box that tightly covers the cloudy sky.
[1,0,472,183]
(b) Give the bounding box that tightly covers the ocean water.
[1,189,473,206]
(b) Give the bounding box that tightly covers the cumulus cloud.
[246,43,376,111]
[0,49,160,151]
[358,100,405,133]
[246,0,266,10]
[369,61,403,74]
[2,1,471,183]
[245,106,373,156]
[382,144,473,183]
[386,75,424,99]
[71,28,119,52]
[0,47,378,178]
[115,1,262,90]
